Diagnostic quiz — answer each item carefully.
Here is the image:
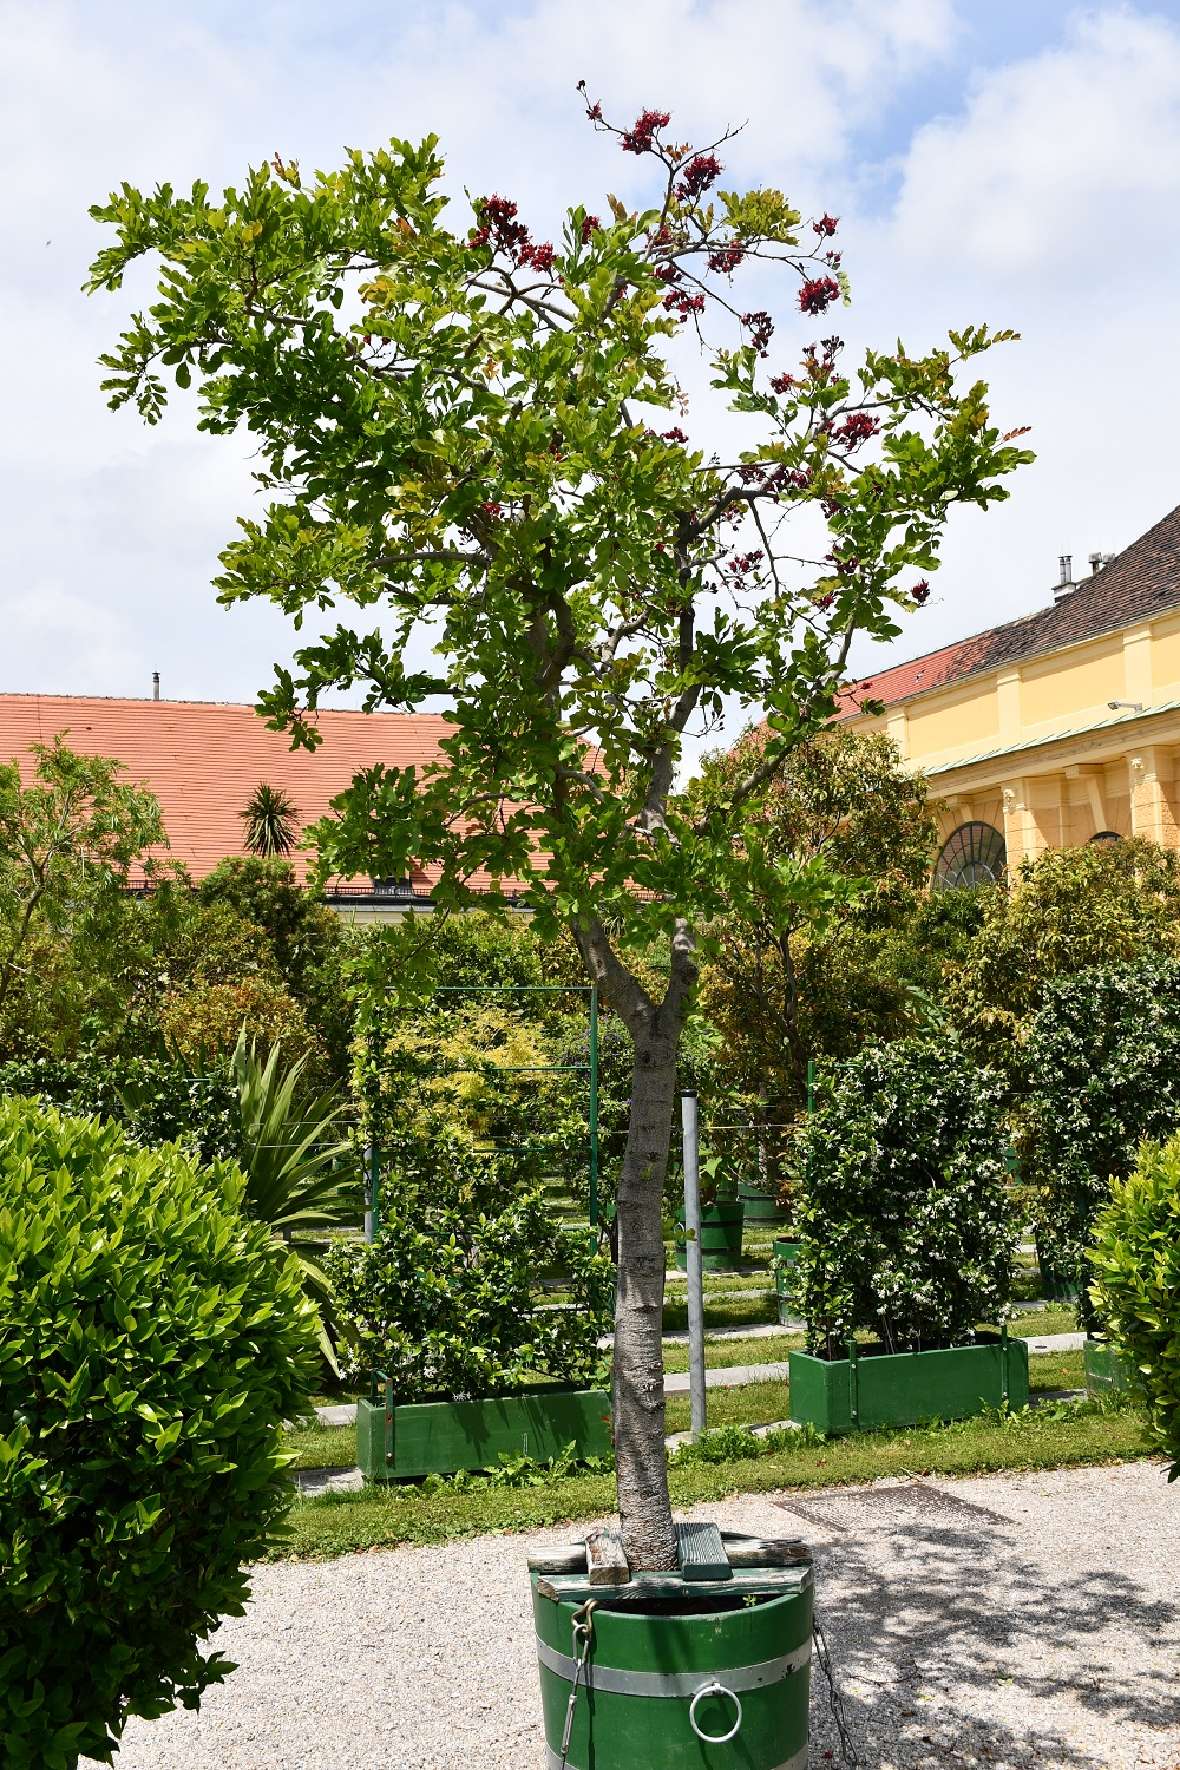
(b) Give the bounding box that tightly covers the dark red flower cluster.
[799,276,840,315]
[833,412,878,447]
[581,214,601,243]
[911,579,931,605]
[662,426,688,443]
[676,153,722,199]
[468,196,555,275]
[587,101,603,121]
[770,371,797,394]
[521,240,555,273]
[738,462,810,494]
[823,249,842,269]
[727,550,763,576]
[812,214,839,237]
[742,310,774,355]
[469,193,530,257]
[621,108,671,154]
[707,241,745,274]
[654,263,681,285]
[664,289,705,319]
[815,591,835,610]
[480,501,503,520]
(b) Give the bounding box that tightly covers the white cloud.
[892,8,1180,280]
[2,0,1180,729]
[838,5,1180,681]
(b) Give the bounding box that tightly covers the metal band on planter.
[534,1635,811,1696]
[545,1749,809,1770]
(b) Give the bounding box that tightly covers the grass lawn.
[662,1330,800,1374]
[662,1290,778,1332]
[1010,1303,1079,1336]
[280,1394,1154,1558]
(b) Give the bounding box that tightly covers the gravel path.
[85,1461,1179,1770]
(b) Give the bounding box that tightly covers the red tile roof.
[0,695,516,893]
[838,502,1180,716]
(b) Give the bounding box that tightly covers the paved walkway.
[88,1462,1180,1769]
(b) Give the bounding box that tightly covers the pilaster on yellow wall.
[1025,773,1065,857]
[1001,779,1029,870]
[1128,745,1178,846]
[996,671,1021,744]
[1123,626,1154,707]
[884,709,908,762]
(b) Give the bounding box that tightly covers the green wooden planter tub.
[1083,1336,1145,1398]
[772,1236,801,1326]
[531,1540,813,1769]
[356,1382,612,1482]
[789,1333,1029,1435]
[675,1199,744,1272]
[737,1178,791,1225]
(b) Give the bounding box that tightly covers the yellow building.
[839,505,1180,886]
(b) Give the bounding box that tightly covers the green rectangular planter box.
[356,1383,612,1482]
[1083,1337,1145,1398]
[789,1334,1029,1434]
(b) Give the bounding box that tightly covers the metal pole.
[588,986,600,1231]
[680,1089,707,1439]
[364,1144,374,1242]
[806,1058,816,1116]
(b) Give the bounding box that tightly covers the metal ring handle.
[689,1680,743,1744]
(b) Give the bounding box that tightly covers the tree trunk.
[613,1022,680,1571]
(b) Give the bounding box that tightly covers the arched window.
[1089,830,1121,844]
[934,821,1007,890]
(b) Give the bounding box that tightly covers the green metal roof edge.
[922,697,1180,777]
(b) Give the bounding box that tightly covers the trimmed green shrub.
[0,1100,317,1768]
[1089,1138,1180,1478]
[325,1145,612,1401]
[1021,956,1180,1329]
[795,1038,1016,1357]
[0,1050,240,1162]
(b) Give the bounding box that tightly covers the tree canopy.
[694,727,937,1115]
[0,736,164,1028]
[90,94,1032,1570]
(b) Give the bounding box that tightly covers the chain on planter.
[812,1611,859,1769]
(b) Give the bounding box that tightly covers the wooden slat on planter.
[676,1521,731,1581]
[586,1528,631,1585]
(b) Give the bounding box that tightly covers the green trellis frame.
[366,982,600,1235]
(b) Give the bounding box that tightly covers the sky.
[3,0,1180,732]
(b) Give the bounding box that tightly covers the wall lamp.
[1107,700,1145,713]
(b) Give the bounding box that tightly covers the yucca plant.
[231,1031,361,1367]
[240,782,299,857]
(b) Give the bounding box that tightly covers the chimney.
[151,671,160,701]
[1089,550,1115,575]
[1052,554,1075,603]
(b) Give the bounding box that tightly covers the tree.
[694,728,937,1118]
[240,782,300,856]
[0,737,165,1023]
[796,1038,1014,1357]
[1021,956,1180,1325]
[198,857,354,1079]
[90,96,1031,1568]
[948,838,1180,1084]
[1089,1139,1180,1479]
